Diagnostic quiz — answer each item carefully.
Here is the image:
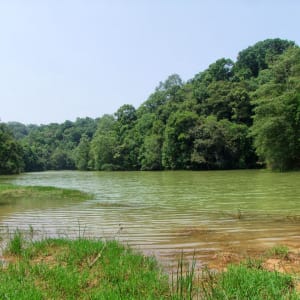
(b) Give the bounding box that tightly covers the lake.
[1,170,300,267]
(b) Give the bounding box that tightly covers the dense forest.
[1,38,300,174]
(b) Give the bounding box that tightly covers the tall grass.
[0,230,299,299]
[171,253,197,300]
[6,229,24,255]
[0,236,170,299]
[266,245,290,259]
[207,264,297,299]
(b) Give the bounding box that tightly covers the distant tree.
[138,90,169,115]
[203,58,234,82]
[203,81,233,120]
[90,115,120,170]
[162,111,198,169]
[235,38,295,78]
[191,116,256,169]
[0,123,24,174]
[113,105,140,169]
[74,134,91,170]
[140,134,163,170]
[50,147,75,170]
[22,144,45,172]
[3,38,298,173]
[7,122,29,139]
[156,73,183,92]
[251,47,300,170]
[229,85,253,125]
[115,105,137,131]
[17,117,97,171]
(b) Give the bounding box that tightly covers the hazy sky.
[0,1,299,125]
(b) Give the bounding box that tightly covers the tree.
[50,147,75,170]
[229,85,253,125]
[251,47,300,170]
[74,134,91,170]
[7,122,29,139]
[90,115,120,170]
[235,38,295,78]
[203,58,234,82]
[3,38,298,172]
[0,123,24,174]
[140,134,163,170]
[22,144,45,172]
[162,111,198,169]
[191,117,256,169]
[115,105,137,130]
[113,104,140,169]
[156,73,183,92]
[203,81,233,120]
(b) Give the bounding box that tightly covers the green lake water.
[0,170,299,266]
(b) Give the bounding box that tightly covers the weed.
[171,253,197,300]
[77,220,86,239]
[28,225,34,240]
[267,245,290,259]
[208,264,297,299]
[7,229,23,255]
[242,257,264,270]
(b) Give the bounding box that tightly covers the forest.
[1,38,300,174]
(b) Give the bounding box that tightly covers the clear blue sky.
[0,0,299,125]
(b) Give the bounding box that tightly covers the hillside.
[2,38,300,174]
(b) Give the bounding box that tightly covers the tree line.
[1,38,299,174]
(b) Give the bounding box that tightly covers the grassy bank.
[0,184,93,202]
[0,233,299,299]
[1,235,169,299]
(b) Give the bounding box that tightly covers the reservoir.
[1,170,299,267]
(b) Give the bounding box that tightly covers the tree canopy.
[3,38,299,173]
[251,47,300,170]
[0,123,23,174]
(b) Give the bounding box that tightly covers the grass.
[205,264,297,300]
[266,245,290,260]
[1,233,170,299]
[0,184,93,202]
[1,232,299,300]
[6,229,24,255]
[170,253,197,300]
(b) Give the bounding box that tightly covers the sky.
[0,1,299,125]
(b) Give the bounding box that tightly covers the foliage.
[74,134,91,170]
[90,114,119,170]
[234,38,296,78]
[162,111,198,169]
[140,134,163,170]
[4,38,299,172]
[251,47,300,170]
[191,116,256,169]
[18,117,97,172]
[0,123,24,174]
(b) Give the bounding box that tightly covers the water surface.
[1,170,300,266]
